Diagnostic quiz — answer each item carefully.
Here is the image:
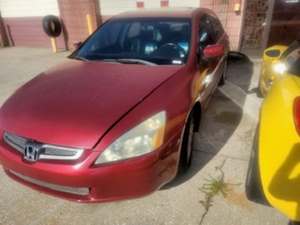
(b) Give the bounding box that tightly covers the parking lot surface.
[0,47,289,225]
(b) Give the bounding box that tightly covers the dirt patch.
[213,111,240,125]
[225,187,254,211]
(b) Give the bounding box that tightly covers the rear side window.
[210,17,224,40]
[198,15,217,49]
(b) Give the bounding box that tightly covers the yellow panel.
[260,75,300,220]
[259,45,288,97]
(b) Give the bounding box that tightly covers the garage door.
[0,0,64,48]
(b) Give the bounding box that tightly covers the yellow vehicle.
[246,40,300,224]
[259,44,290,97]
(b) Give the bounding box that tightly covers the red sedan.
[0,8,229,202]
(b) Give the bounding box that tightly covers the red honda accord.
[0,8,229,202]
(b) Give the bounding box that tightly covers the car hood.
[0,60,182,149]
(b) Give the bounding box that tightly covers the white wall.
[0,0,59,17]
[100,0,137,15]
[169,0,199,7]
[145,0,161,8]
[100,0,199,16]
[100,0,160,16]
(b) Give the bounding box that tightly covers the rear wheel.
[178,113,196,173]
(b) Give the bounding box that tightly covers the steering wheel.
[154,43,186,59]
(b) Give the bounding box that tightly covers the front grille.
[3,132,84,161]
[9,170,89,196]
[3,132,26,154]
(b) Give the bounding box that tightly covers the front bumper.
[0,138,179,202]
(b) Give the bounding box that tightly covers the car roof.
[113,8,208,19]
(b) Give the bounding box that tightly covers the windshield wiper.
[72,57,156,65]
[72,56,90,62]
[115,58,157,66]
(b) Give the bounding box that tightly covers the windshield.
[72,18,191,65]
[284,41,300,76]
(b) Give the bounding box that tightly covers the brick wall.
[240,0,268,50]
[268,1,300,46]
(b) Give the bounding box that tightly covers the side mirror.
[263,45,288,62]
[203,44,225,59]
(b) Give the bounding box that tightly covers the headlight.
[95,111,166,165]
[273,62,287,74]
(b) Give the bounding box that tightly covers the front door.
[197,14,226,102]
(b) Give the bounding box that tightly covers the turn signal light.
[293,97,300,135]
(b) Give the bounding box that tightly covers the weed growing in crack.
[198,160,229,225]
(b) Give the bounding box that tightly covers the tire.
[257,87,264,98]
[218,57,228,86]
[245,130,269,206]
[257,79,264,98]
[289,221,300,225]
[178,113,196,174]
[42,15,62,37]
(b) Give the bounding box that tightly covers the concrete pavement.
[0,47,288,225]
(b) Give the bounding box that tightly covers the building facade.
[241,0,300,52]
[0,0,245,50]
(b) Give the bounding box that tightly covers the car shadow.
[269,143,300,223]
[227,53,254,94]
[163,91,243,188]
[164,53,255,189]
[227,53,264,98]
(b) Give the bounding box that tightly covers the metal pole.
[86,14,93,35]
[262,0,276,50]
[50,37,57,53]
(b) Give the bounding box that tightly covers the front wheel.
[218,57,228,86]
[178,114,196,173]
[289,221,300,225]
